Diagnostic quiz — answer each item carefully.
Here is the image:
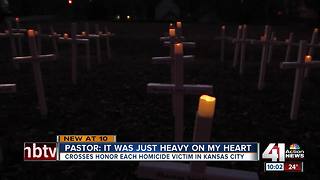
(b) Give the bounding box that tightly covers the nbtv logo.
[24,142,57,161]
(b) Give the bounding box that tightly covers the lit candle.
[169,28,176,37]
[63,33,69,39]
[314,28,318,33]
[305,55,312,63]
[238,25,242,30]
[221,25,225,30]
[27,30,35,37]
[176,21,182,29]
[15,17,20,22]
[174,43,183,56]
[81,31,86,36]
[197,95,216,118]
[169,23,174,28]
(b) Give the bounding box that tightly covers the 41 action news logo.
[262,143,304,162]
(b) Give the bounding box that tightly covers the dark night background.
[0,0,320,180]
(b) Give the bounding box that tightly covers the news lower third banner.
[24,135,259,161]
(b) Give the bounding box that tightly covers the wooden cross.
[304,28,318,78]
[57,23,90,84]
[239,25,248,75]
[257,25,272,90]
[6,19,25,56]
[232,25,243,68]
[215,25,230,62]
[280,40,320,120]
[156,32,196,118]
[97,25,114,60]
[37,25,61,57]
[148,43,212,141]
[74,23,92,71]
[0,29,24,69]
[13,30,56,116]
[48,25,61,57]
[76,23,103,63]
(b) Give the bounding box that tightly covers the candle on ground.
[169,28,176,37]
[305,55,312,63]
[176,21,182,29]
[314,28,319,33]
[27,30,35,37]
[197,95,216,119]
[174,43,183,56]
[81,31,86,36]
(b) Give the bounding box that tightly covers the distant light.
[127,15,131,20]
[68,0,72,5]
[116,15,120,20]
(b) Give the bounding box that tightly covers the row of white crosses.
[137,95,258,179]
[1,20,114,115]
[217,25,320,120]
[148,22,212,142]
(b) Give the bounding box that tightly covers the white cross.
[57,23,90,85]
[0,29,24,69]
[156,33,196,122]
[280,40,320,120]
[13,30,56,116]
[304,28,318,78]
[148,44,212,141]
[7,19,25,56]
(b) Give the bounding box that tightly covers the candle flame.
[305,55,312,63]
[64,33,69,39]
[27,29,35,37]
[314,28,318,33]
